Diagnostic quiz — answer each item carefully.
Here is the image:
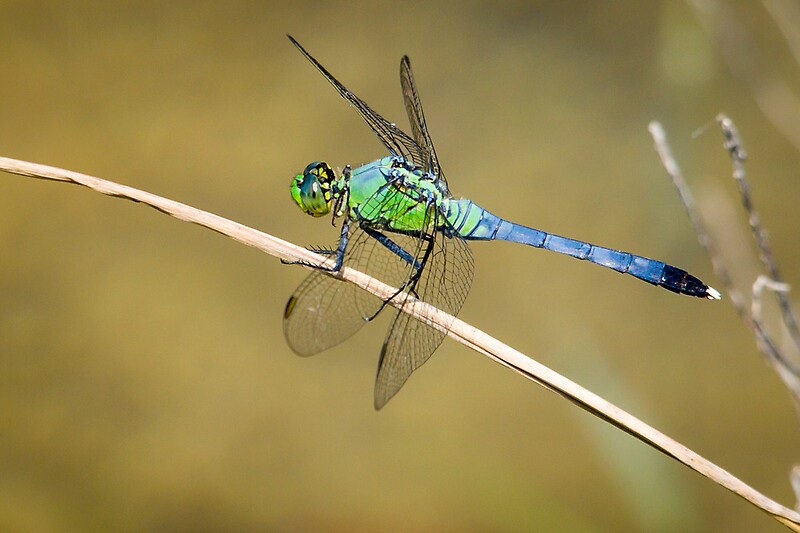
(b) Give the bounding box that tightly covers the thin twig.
[650,122,800,396]
[717,114,800,352]
[651,119,800,520]
[2,155,800,530]
[751,276,798,394]
[751,276,800,399]
[753,275,792,330]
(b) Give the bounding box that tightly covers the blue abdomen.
[446,199,717,298]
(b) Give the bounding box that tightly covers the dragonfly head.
[291,161,336,217]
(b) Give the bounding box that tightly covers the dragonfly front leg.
[283,217,351,272]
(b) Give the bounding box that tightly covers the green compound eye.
[290,162,335,217]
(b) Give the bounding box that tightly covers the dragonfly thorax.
[290,161,341,217]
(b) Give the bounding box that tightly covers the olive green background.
[2,1,799,531]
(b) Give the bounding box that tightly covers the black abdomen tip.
[661,265,721,300]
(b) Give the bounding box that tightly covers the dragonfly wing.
[373,212,474,409]
[283,220,423,356]
[288,36,430,171]
[284,225,387,355]
[400,55,450,196]
[283,269,373,355]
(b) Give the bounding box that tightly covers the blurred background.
[2,1,799,531]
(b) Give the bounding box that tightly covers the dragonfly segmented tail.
[445,199,720,299]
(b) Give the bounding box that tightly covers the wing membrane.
[283,225,383,356]
[400,55,450,195]
[373,209,474,409]
[288,36,430,171]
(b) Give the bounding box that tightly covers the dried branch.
[649,120,800,526]
[718,115,800,352]
[2,155,799,530]
[650,121,800,396]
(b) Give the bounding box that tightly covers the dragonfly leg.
[283,218,350,272]
[362,226,421,270]
[380,195,438,300]
[401,195,438,294]
[358,225,434,319]
[359,226,417,319]
[405,231,435,296]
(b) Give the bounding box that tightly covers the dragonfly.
[283,35,720,410]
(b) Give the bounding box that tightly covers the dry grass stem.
[3,155,800,528]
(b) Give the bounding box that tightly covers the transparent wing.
[288,35,430,171]
[283,271,374,356]
[283,219,418,356]
[373,211,474,409]
[400,55,450,196]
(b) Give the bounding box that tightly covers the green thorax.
[345,156,491,238]
[347,156,444,232]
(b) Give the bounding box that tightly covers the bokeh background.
[2,1,800,531]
